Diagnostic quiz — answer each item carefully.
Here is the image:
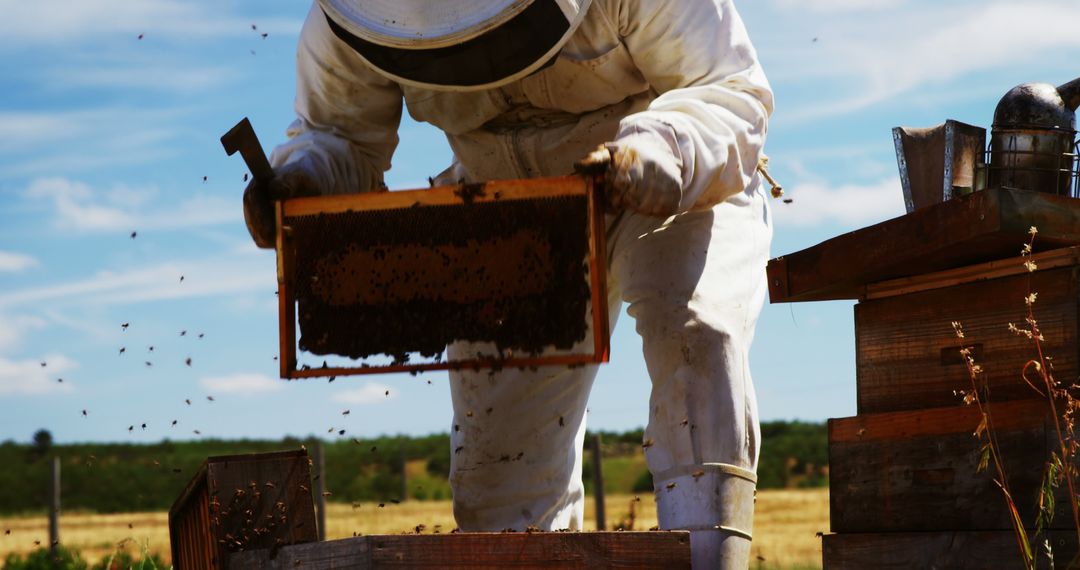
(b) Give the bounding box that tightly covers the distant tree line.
[0,421,826,515]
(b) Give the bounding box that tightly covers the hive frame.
[275,175,610,379]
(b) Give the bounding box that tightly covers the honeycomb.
[286,195,592,360]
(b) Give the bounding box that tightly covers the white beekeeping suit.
[247,0,773,566]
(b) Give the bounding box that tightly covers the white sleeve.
[268,4,404,195]
[614,0,773,210]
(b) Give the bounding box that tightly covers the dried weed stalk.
[955,226,1080,569]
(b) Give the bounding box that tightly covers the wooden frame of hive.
[274,174,610,379]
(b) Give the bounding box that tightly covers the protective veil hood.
[317,0,592,91]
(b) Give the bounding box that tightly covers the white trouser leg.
[446,294,621,531]
[609,182,772,568]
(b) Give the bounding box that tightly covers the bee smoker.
[987,75,1080,196]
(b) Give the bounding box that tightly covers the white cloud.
[334,383,393,405]
[772,0,904,12]
[0,1,302,46]
[0,251,38,272]
[0,108,186,178]
[24,177,240,233]
[760,0,1080,120]
[771,178,906,229]
[200,373,283,394]
[46,63,235,93]
[0,315,47,354]
[0,256,272,311]
[0,354,76,396]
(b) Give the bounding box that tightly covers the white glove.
[578,130,684,216]
[243,154,324,249]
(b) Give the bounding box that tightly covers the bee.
[198,333,205,339]
[56,378,62,383]
[121,323,130,330]
[454,424,460,432]
[194,430,201,435]
[338,430,345,436]
[137,34,144,40]
[145,361,153,367]
[378,503,385,508]
[130,231,137,239]
[153,460,160,466]
[328,376,336,383]
[185,399,191,405]
[265,481,275,489]
[119,347,126,355]
[33,540,41,546]
[40,361,46,368]
[148,346,154,352]
[466,411,474,418]
[641,438,654,449]
[485,407,493,415]
[81,410,87,417]
[261,32,268,39]
[207,396,215,402]
[691,470,705,480]
[128,523,133,529]
[370,446,377,452]
[342,410,350,416]
[299,484,308,492]
[389,499,400,504]
[180,330,187,336]
[185,358,192,367]
[173,468,182,473]
[783,198,793,204]
[141,423,147,430]
[4,529,9,535]
[665,482,677,491]
[171,420,177,427]
[454,446,464,454]
[243,173,249,182]
[179,276,185,283]
[558,416,565,427]
[680,418,689,427]
[321,491,332,497]
[384,390,390,397]
[202,176,208,183]
[128,426,134,433]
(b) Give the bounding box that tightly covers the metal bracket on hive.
[275,174,610,379]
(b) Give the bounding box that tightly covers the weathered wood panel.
[169,450,317,570]
[855,265,1078,414]
[230,532,692,569]
[767,187,1080,303]
[829,400,1078,533]
[822,530,1080,569]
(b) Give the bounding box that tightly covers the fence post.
[49,456,60,566]
[313,442,327,541]
[590,434,606,531]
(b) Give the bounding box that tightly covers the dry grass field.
[0,489,828,568]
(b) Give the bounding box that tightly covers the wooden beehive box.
[828,398,1075,534]
[229,531,692,569]
[855,246,1080,414]
[169,450,318,570]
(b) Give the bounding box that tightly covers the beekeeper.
[244,0,773,566]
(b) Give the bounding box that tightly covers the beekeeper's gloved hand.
[577,127,684,217]
[243,155,325,249]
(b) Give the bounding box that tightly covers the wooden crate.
[822,530,1078,569]
[828,399,1078,534]
[229,532,691,569]
[169,450,318,570]
[855,248,1079,414]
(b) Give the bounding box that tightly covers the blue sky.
[2,0,1079,445]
